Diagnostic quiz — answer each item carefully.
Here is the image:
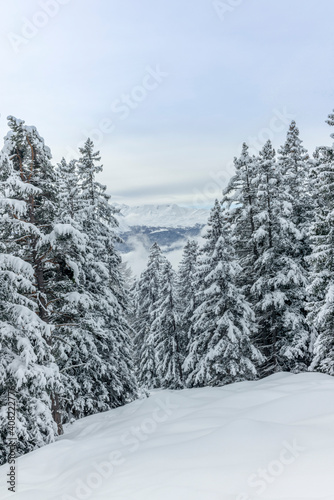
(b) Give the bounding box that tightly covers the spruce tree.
[309,110,334,374]
[185,200,262,387]
[251,140,310,373]
[277,120,312,262]
[183,201,224,381]
[177,239,199,361]
[133,243,164,388]
[51,156,96,421]
[61,138,138,415]
[153,260,184,389]
[0,118,61,461]
[222,143,259,299]
[0,253,58,465]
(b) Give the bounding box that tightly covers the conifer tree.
[0,118,61,460]
[185,200,262,387]
[251,141,310,373]
[61,138,138,415]
[133,243,164,388]
[0,253,58,465]
[183,201,224,381]
[309,110,334,374]
[277,120,312,262]
[177,240,199,360]
[153,260,184,389]
[222,143,259,298]
[50,156,96,421]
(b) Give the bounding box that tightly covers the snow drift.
[1,372,334,499]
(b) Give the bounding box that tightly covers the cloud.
[121,227,207,276]
[0,0,333,205]
[121,235,150,277]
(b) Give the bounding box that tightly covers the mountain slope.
[114,204,209,232]
[114,204,209,275]
[1,372,334,499]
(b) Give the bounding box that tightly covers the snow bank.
[1,372,334,499]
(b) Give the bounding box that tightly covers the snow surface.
[1,372,334,499]
[114,203,209,231]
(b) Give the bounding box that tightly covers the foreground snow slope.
[1,372,334,499]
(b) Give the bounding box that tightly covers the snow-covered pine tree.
[222,143,259,299]
[308,110,334,375]
[49,156,97,422]
[277,120,312,263]
[56,157,80,220]
[0,253,58,465]
[177,239,199,361]
[185,200,262,387]
[251,140,310,374]
[183,201,224,382]
[2,117,58,327]
[133,243,164,388]
[152,259,184,389]
[60,138,138,416]
[0,118,61,461]
[277,122,312,365]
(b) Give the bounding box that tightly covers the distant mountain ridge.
[114,203,209,232]
[113,204,209,274]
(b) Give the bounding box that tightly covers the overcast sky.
[1,0,334,206]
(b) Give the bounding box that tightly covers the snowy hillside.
[2,372,334,500]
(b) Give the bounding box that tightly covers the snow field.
[1,372,334,499]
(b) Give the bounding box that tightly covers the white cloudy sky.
[0,0,334,206]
